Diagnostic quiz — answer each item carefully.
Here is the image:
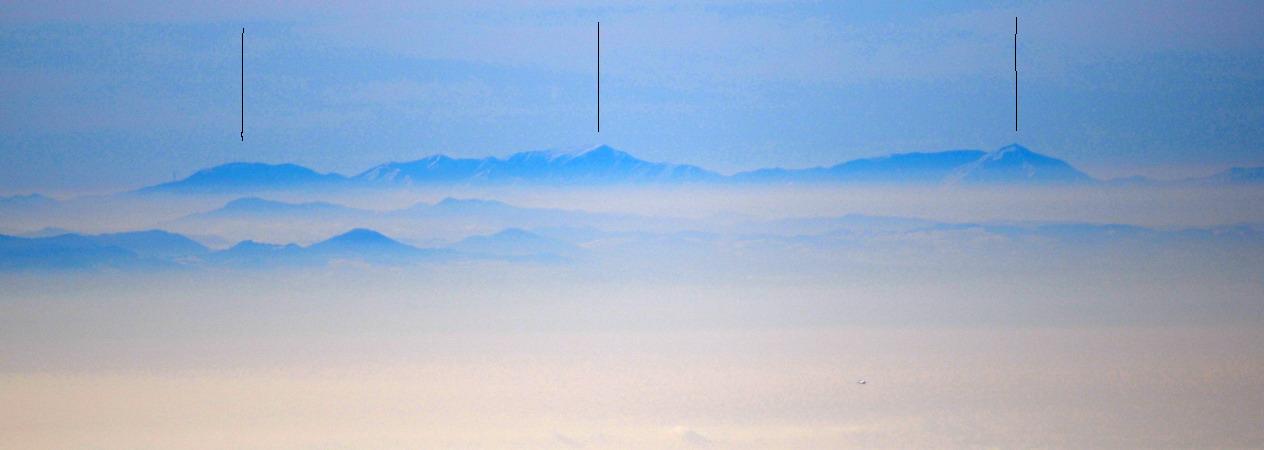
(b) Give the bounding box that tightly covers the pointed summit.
[981,143,1046,162]
[993,143,1034,155]
[577,145,627,159]
[948,144,1093,184]
[303,228,450,264]
[317,228,400,246]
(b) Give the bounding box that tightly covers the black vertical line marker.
[241,28,245,141]
[597,21,601,133]
[1014,17,1018,132]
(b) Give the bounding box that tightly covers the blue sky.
[1,0,1262,193]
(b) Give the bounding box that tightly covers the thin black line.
[1014,17,1018,132]
[597,21,601,133]
[241,28,245,141]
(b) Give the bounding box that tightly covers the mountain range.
[0,227,574,270]
[357,145,721,185]
[136,144,1148,194]
[0,229,207,270]
[169,195,644,228]
[4,214,1260,271]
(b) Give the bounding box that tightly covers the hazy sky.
[2,0,1262,193]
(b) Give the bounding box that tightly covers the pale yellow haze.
[4,328,1263,449]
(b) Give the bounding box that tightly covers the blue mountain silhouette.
[356,145,720,185]
[946,144,1093,184]
[188,197,368,219]
[0,230,206,270]
[450,228,582,259]
[210,229,450,267]
[1197,166,1264,184]
[0,193,59,209]
[3,220,1261,271]
[138,163,348,194]
[89,230,210,259]
[99,144,1264,194]
[136,144,1098,192]
[308,228,415,253]
[733,150,986,183]
[149,144,1096,192]
[206,240,308,268]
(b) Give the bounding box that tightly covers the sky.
[1,0,1263,193]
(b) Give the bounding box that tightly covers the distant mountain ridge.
[946,144,1093,184]
[1200,166,1264,184]
[0,193,59,208]
[201,228,450,268]
[5,217,1262,271]
[355,145,720,185]
[129,144,1260,193]
[138,162,349,194]
[1103,166,1264,186]
[732,149,986,184]
[0,228,510,270]
[0,229,208,270]
[185,197,369,219]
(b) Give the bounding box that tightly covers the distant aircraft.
[857,379,867,385]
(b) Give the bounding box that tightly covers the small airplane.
[856,379,867,385]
